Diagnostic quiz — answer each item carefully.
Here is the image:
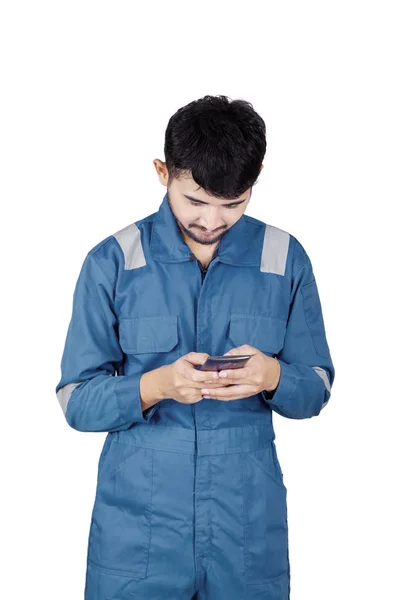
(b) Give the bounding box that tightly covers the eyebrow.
[184,194,247,206]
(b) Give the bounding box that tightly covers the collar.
[150,191,261,267]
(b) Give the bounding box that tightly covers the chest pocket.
[228,314,286,356]
[118,315,180,369]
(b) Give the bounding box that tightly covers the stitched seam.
[87,559,145,579]
[246,569,289,586]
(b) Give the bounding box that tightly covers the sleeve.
[261,251,335,419]
[55,250,157,432]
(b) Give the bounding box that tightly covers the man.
[56,95,335,600]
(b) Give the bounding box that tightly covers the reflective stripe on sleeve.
[312,366,331,409]
[56,382,84,415]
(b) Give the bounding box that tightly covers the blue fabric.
[56,192,335,599]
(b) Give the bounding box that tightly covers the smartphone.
[196,354,252,372]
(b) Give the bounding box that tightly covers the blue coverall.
[55,191,335,600]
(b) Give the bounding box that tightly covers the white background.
[1,1,399,598]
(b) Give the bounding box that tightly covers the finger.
[222,346,245,355]
[187,373,229,388]
[193,379,232,389]
[206,369,249,385]
[217,367,248,382]
[224,345,255,355]
[184,352,210,366]
[190,369,220,383]
[201,384,254,399]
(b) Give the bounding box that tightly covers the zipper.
[190,251,220,583]
[192,251,220,425]
[190,250,220,435]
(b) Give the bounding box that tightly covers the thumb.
[223,347,242,355]
[184,351,210,366]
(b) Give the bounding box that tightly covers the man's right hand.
[160,352,230,405]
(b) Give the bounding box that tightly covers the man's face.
[166,174,252,247]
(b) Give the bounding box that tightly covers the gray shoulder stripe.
[312,366,331,393]
[260,225,290,275]
[56,382,84,416]
[113,223,147,270]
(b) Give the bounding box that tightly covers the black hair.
[164,95,266,200]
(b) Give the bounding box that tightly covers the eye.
[190,201,239,209]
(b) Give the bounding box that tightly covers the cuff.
[114,374,156,425]
[261,359,297,409]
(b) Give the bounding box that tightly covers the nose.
[197,206,226,231]
[201,226,224,234]
[199,219,224,232]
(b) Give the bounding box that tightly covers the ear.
[153,159,168,185]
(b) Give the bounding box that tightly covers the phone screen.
[197,354,252,371]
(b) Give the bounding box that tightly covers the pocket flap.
[228,314,286,355]
[118,315,178,354]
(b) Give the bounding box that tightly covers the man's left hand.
[200,345,281,401]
